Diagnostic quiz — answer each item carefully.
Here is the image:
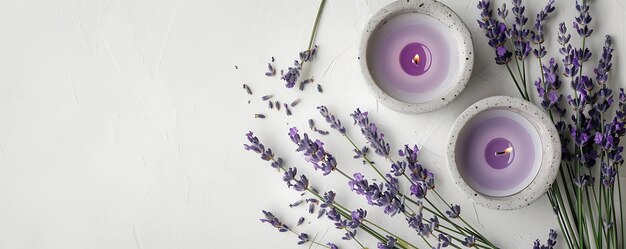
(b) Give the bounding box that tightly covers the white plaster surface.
[0,0,625,248]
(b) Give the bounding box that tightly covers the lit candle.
[456,109,542,197]
[360,0,473,113]
[447,96,561,210]
[367,12,458,102]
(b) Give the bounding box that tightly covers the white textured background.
[1,0,625,248]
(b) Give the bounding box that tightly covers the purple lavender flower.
[390,161,406,177]
[594,35,613,85]
[446,204,461,218]
[477,0,511,64]
[265,63,275,77]
[353,146,369,160]
[533,229,557,249]
[510,0,531,60]
[341,229,357,240]
[462,235,477,247]
[349,209,367,229]
[245,132,283,169]
[377,236,397,249]
[317,106,347,134]
[327,243,339,249]
[438,233,451,247]
[300,45,317,63]
[282,46,317,88]
[297,233,309,245]
[531,0,555,58]
[260,210,290,232]
[288,127,337,175]
[348,173,405,216]
[351,109,390,157]
[282,60,302,88]
[601,163,617,187]
[282,167,309,191]
[573,0,593,38]
[321,191,335,208]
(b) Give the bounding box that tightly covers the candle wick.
[495,147,513,156]
[412,54,420,65]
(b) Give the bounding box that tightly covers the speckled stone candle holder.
[446,96,561,210]
[359,0,473,113]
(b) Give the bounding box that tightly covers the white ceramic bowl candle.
[359,0,473,113]
[447,96,561,210]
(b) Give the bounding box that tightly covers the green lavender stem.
[307,0,326,51]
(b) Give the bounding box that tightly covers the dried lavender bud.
[317,84,323,93]
[284,104,292,116]
[289,200,303,208]
[275,101,281,111]
[234,65,238,69]
[255,114,266,119]
[265,63,275,76]
[271,56,275,62]
[308,203,315,214]
[308,119,315,130]
[297,217,305,226]
[317,209,326,219]
[268,101,274,109]
[299,78,314,91]
[290,98,301,107]
[243,84,252,95]
[315,129,329,135]
[262,95,273,101]
[306,198,319,204]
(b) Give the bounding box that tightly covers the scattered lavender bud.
[299,78,314,91]
[243,84,252,95]
[306,198,319,204]
[297,217,305,226]
[234,65,238,69]
[308,203,315,214]
[265,63,276,76]
[308,119,315,130]
[289,200,303,208]
[255,114,266,119]
[317,209,326,219]
[315,129,329,135]
[317,84,323,93]
[271,56,275,62]
[262,95,273,101]
[268,101,274,109]
[284,104,292,116]
[290,98,301,107]
[276,101,281,111]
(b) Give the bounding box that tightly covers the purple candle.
[367,13,459,103]
[455,110,543,197]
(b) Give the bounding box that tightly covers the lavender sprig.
[288,127,337,176]
[477,0,511,65]
[281,0,325,89]
[318,106,347,134]
[351,109,390,158]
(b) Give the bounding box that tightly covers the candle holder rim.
[446,95,562,210]
[359,0,473,113]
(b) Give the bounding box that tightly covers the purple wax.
[367,13,459,103]
[399,42,432,76]
[484,138,514,169]
[455,110,542,197]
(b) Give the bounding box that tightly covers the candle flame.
[412,54,420,65]
[495,147,513,156]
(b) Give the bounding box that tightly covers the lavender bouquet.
[244,3,502,247]
[477,0,624,248]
